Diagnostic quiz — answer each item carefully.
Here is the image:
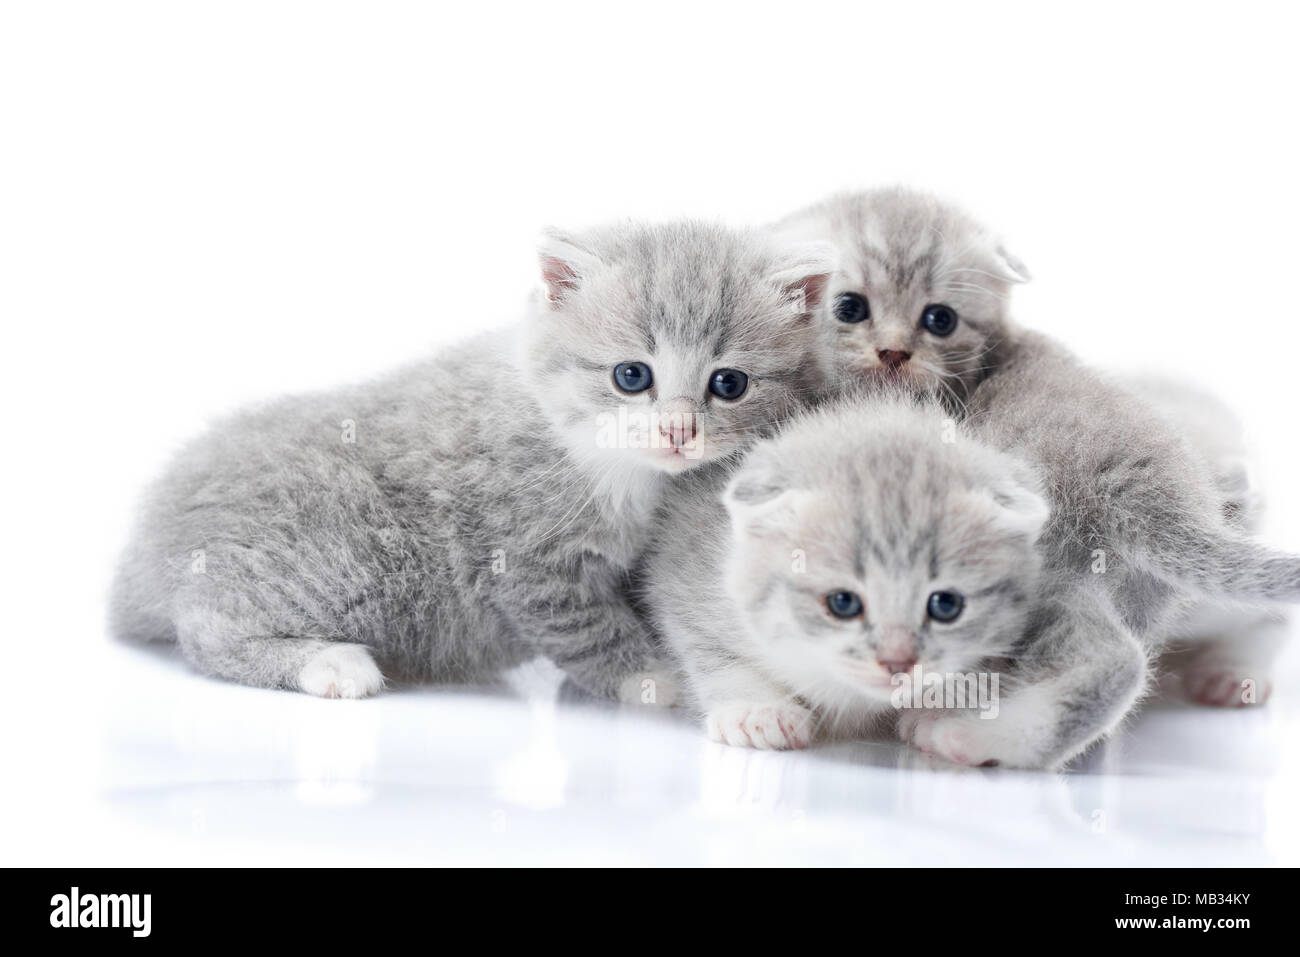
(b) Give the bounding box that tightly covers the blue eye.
[826,590,864,619]
[709,368,749,400]
[613,362,653,394]
[833,293,870,324]
[920,304,958,337]
[927,590,965,622]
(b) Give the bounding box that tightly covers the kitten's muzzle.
[876,625,917,675]
[877,653,918,675]
[876,349,912,370]
[657,399,699,449]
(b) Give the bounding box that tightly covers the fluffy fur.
[645,395,1048,750]
[1125,376,1287,707]
[938,333,1300,767]
[110,221,835,699]
[649,381,1299,764]
[773,187,1300,767]
[773,187,1028,408]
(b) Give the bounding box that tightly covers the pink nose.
[659,416,697,448]
[877,349,911,369]
[877,655,918,675]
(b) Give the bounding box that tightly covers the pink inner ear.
[541,256,580,305]
[786,273,830,314]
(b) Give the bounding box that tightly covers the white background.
[2,1,1299,866]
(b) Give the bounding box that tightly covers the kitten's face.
[527,222,835,474]
[723,400,1047,707]
[774,189,1028,404]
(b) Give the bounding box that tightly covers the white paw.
[298,644,384,699]
[1184,668,1270,707]
[705,701,815,750]
[898,711,997,767]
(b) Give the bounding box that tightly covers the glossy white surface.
[11,637,1294,866]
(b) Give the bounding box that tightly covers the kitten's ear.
[983,468,1050,541]
[724,452,803,537]
[991,242,1031,284]
[538,230,599,307]
[767,241,838,317]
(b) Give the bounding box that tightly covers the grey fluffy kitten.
[111,221,835,700]
[650,382,1299,764]
[754,187,1300,766]
[646,395,1048,750]
[772,186,1029,408]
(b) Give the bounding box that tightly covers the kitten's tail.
[1149,529,1300,604]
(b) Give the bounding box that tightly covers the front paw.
[706,701,815,750]
[298,643,385,699]
[898,710,1002,767]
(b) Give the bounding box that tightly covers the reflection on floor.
[81,640,1299,866]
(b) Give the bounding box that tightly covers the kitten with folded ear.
[772,186,1028,408]
[645,395,1049,749]
[779,187,1300,766]
[651,382,1300,765]
[110,221,836,700]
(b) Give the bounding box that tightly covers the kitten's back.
[968,330,1300,614]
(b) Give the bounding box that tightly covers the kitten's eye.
[920,304,958,337]
[833,293,870,324]
[612,362,653,394]
[926,590,965,622]
[826,590,864,619]
[708,368,749,400]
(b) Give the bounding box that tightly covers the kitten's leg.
[1177,609,1286,707]
[175,607,384,698]
[508,561,677,705]
[678,656,816,750]
[899,598,1149,769]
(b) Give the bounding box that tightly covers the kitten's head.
[525,221,836,474]
[721,396,1047,708]
[774,187,1029,403]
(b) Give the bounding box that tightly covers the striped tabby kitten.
[110,222,835,700]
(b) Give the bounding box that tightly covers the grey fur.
[644,394,1048,749]
[772,186,1027,410]
[970,334,1300,610]
[110,220,836,699]
[764,187,1300,766]
[1120,375,1287,705]
[644,189,1292,762]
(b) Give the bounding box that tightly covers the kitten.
[110,221,835,700]
[645,394,1048,750]
[772,187,1028,408]
[780,187,1300,766]
[650,386,1300,764]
